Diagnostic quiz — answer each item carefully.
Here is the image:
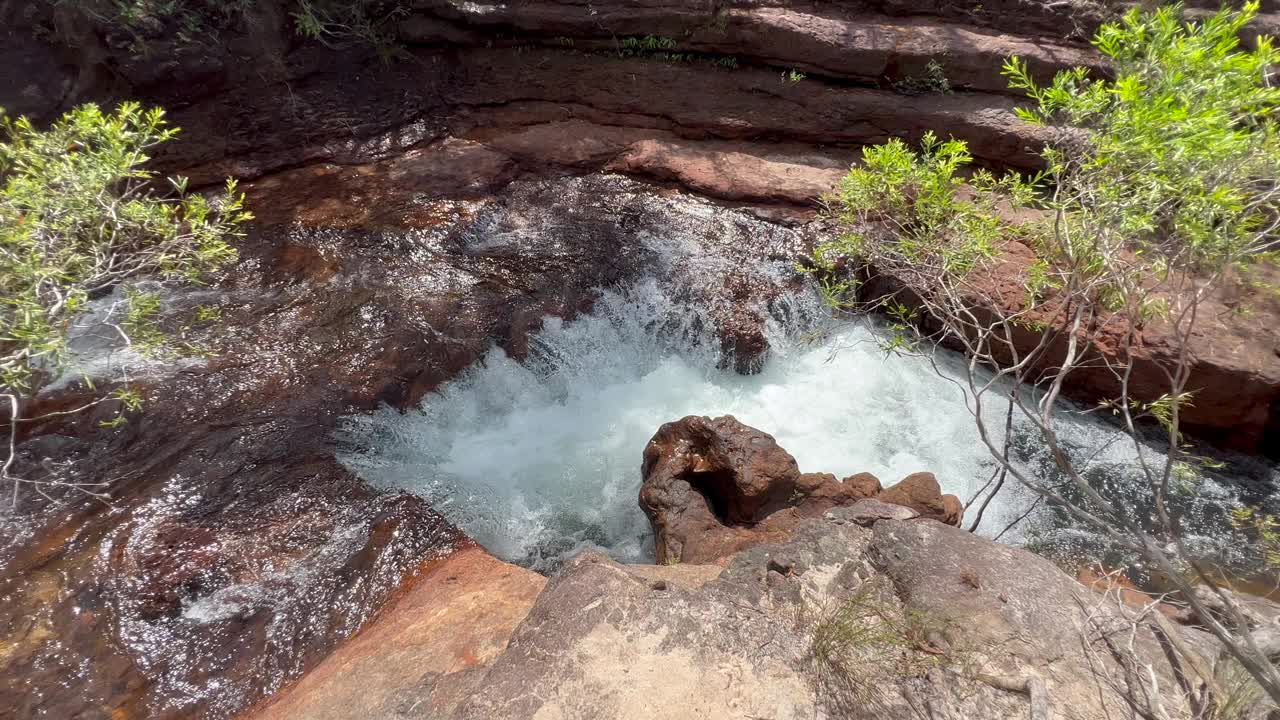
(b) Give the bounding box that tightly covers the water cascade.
[336,281,1245,572]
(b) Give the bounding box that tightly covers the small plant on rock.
[292,0,411,62]
[893,59,952,95]
[811,581,974,713]
[618,34,679,56]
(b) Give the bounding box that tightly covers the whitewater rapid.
[335,280,1240,571]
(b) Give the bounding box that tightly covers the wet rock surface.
[2,1,1280,717]
[249,544,547,720]
[860,238,1280,457]
[6,0,1082,181]
[0,163,818,719]
[638,415,963,564]
[6,0,1277,457]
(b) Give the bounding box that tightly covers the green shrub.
[812,131,1024,291]
[1004,3,1279,272]
[44,1,411,60]
[291,0,411,62]
[818,0,1280,704]
[1,102,249,463]
[49,0,255,56]
[893,60,952,96]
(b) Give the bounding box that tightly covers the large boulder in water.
[711,271,774,375]
[638,415,961,564]
[639,416,801,563]
[641,415,801,526]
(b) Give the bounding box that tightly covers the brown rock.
[445,507,1222,720]
[832,498,920,526]
[794,472,881,517]
[242,139,517,229]
[796,472,838,493]
[457,49,1054,170]
[864,241,1280,457]
[475,120,657,169]
[248,545,546,720]
[942,494,965,527]
[866,519,1219,720]
[843,472,884,497]
[640,417,901,563]
[877,472,963,526]
[639,416,801,563]
[641,415,801,525]
[606,138,848,205]
[409,2,1104,92]
[131,525,226,621]
[712,271,777,374]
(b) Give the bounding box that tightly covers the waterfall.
[335,280,1246,572]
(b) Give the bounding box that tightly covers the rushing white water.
[335,280,1240,571]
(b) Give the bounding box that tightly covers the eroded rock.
[639,416,962,564]
[641,416,801,526]
[639,416,799,563]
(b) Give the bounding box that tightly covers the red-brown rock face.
[879,472,965,526]
[639,417,802,565]
[247,545,547,720]
[860,241,1280,457]
[639,415,963,563]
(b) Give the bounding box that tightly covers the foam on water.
[335,280,1238,571]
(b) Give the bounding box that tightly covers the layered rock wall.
[7,0,1278,455]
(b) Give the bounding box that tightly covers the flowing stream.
[336,280,1251,572]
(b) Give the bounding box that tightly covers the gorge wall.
[8,0,1279,452]
[2,2,1279,719]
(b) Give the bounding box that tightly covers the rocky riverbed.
[0,163,821,718]
[255,416,1264,720]
[3,1,1280,718]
